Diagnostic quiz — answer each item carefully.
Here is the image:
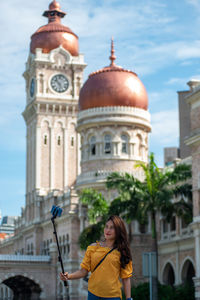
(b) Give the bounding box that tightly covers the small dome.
[49,0,61,11]
[30,1,79,56]
[79,39,148,111]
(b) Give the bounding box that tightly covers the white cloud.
[177,41,200,59]
[148,89,178,111]
[165,77,189,86]
[166,75,200,87]
[150,109,179,145]
[126,40,200,76]
[186,0,200,9]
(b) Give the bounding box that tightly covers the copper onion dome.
[30,0,79,56]
[79,38,148,111]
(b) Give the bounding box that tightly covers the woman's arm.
[122,277,131,299]
[60,268,88,281]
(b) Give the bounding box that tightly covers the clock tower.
[22,0,86,222]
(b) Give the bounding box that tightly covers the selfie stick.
[51,205,69,299]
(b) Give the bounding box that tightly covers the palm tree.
[106,153,192,300]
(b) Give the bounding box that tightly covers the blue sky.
[1,0,200,217]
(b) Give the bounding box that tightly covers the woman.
[60,215,133,300]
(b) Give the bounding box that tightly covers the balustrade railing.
[0,254,50,262]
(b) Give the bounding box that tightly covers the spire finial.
[109,37,116,66]
[43,0,66,22]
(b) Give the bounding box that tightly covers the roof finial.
[109,37,116,66]
[43,0,66,22]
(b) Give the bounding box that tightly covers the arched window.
[104,134,111,154]
[57,135,61,146]
[44,134,47,145]
[136,134,142,156]
[170,216,176,231]
[163,263,175,286]
[90,136,96,155]
[31,243,34,255]
[163,219,169,233]
[181,260,195,284]
[43,241,46,255]
[66,234,70,254]
[121,134,128,154]
[71,136,74,147]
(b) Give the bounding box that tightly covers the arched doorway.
[163,262,175,286]
[3,275,41,300]
[181,260,195,284]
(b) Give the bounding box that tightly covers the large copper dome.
[30,0,79,56]
[79,40,148,111]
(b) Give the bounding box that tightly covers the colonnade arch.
[162,262,175,286]
[181,259,195,284]
[2,275,42,300]
[162,258,195,286]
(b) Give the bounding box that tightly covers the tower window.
[44,135,47,145]
[90,136,96,156]
[57,136,61,146]
[104,134,111,154]
[71,136,74,147]
[121,134,128,154]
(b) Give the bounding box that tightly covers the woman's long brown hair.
[106,215,132,268]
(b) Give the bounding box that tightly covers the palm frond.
[79,188,109,223]
[79,222,104,250]
[169,164,192,183]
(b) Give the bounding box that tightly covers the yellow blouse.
[80,242,132,298]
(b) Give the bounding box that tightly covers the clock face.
[30,78,35,97]
[50,74,69,93]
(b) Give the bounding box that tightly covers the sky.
[1,0,200,217]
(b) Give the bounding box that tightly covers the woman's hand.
[60,268,88,281]
[60,272,70,281]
